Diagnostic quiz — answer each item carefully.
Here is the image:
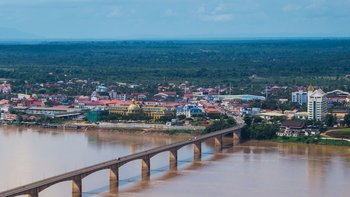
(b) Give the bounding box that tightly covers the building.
[278,120,319,137]
[176,104,204,118]
[96,85,108,93]
[108,99,175,120]
[17,93,31,100]
[307,88,327,121]
[109,91,129,101]
[330,109,349,122]
[1,113,18,121]
[326,89,350,103]
[87,110,108,123]
[295,112,308,120]
[257,112,286,120]
[292,90,308,105]
[278,120,306,137]
[212,94,265,101]
[14,107,82,119]
[0,83,11,94]
[143,106,174,119]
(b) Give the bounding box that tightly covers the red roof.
[0,99,9,104]
[160,91,177,95]
[200,101,215,108]
[162,102,183,107]
[205,108,220,113]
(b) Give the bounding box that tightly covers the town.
[1,77,350,143]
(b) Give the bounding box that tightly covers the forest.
[0,39,350,92]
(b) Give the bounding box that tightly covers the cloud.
[282,4,302,12]
[108,7,121,17]
[195,4,233,22]
[207,14,233,22]
[164,9,174,16]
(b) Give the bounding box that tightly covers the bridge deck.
[0,124,244,197]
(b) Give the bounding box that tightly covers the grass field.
[327,128,350,139]
[331,128,350,135]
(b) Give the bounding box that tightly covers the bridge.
[0,124,245,197]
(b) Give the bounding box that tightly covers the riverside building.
[307,87,327,121]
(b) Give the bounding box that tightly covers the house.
[1,113,18,121]
[0,83,11,94]
[278,120,306,137]
[17,93,31,100]
[284,110,297,119]
[278,120,319,137]
[330,109,349,122]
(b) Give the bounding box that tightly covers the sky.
[0,0,349,39]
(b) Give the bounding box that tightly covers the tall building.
[307,88,327,121]
[292,90,308,105]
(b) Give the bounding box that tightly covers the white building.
[307,88,327,121]
[176,104,203,118]
[96,85,108,93]
[292,90,308,105]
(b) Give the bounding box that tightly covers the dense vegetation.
[1,39,350,93]
[204,118,236,134]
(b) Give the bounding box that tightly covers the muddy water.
[0,127,349,197]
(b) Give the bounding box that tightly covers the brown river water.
[0,126,350,197]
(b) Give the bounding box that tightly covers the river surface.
[0,126,350,197]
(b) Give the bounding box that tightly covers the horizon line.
[0,36,350,43]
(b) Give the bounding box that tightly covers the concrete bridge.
[0,124,245,197]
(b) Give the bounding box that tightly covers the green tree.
[344,114,350,127]
[249,124,278,140]
[177,114,186,120]
[243,116,252,127]
[325,114,336,127]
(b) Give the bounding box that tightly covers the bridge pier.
[194,142,201,161]
[233,129,241,141]
[109,166,119,193]
[169,149,178,170]
[28,190,38,197]
[214,135,223,151]
[142,156,150,180]
[72,176,82,197]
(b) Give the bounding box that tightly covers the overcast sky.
[0,0,349,39]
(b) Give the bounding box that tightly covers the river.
[0,126,350,197]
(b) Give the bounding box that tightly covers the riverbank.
[271,136,350,147]
[0,122,200,137]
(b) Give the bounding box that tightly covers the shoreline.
[270,136,350,147]
[0,123,199,137]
